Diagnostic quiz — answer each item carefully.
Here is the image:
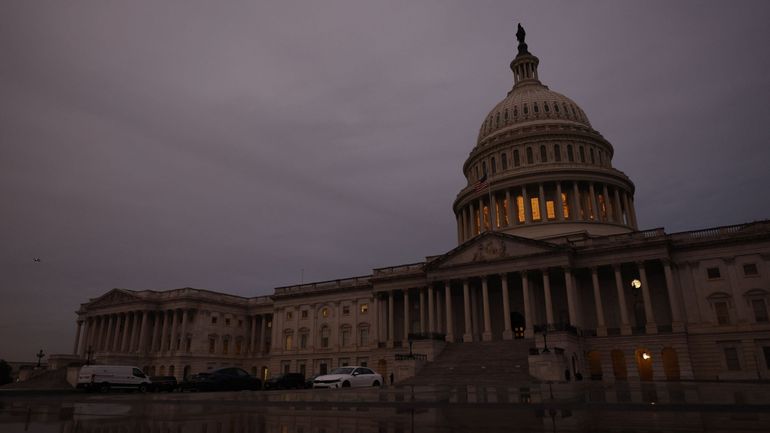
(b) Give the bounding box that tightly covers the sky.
[2,0,770,362]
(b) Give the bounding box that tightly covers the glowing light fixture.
[631,279,642,289]
[642,352,651,360]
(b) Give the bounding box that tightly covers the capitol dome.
[454,24,638,242]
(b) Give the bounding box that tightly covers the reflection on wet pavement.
[1,381,769,432]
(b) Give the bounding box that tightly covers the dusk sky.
[2,1,770,362]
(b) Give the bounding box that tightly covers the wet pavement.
[2,381,769,432]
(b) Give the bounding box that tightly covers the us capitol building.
[67,26,770,384]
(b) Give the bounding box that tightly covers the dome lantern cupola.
[453,23,638,243]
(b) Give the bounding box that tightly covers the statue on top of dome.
[516,23,530,56]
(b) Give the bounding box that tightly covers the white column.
[482,276,492,341]
[120,314,131,352]
[565,268,579,327]
[105,314,115,351]
[463,280,473,342]
[150,313,161,353]
[387,291,394,347]
[159,310,170,352]
[169,309,179,352]
[259,315,267,354]
[137,311,149,353]
[522,272,534,338]
[543,270,554,326]
[249,315,257,353]
[501,274,512,340]
[130,312,141,352]
[444,282,454,342]
[428,285,435,333]
[614,265,631,335]
[403,289,411,341]
[73,320,83,354]
[419,288,426,333]
[637,261,657,333]
[591,267,606,336]
[436,289,444,333]
[663,260,685,332]
[179,309,188,352]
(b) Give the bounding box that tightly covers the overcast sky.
[2,0,769,362]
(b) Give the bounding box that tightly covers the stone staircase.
[401,339,536,386]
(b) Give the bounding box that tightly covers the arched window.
[235,338,242,355]
[495,112,500,127]
[543,102,550,112]
[516,195,525,223]
[611,350,627,380]
[533,102,539,113]
[482,161,487,176]
[579,146,586,163]
[587,351,602,380]
[159,365,166,375]
[662,347,681,381]
[320,326,330,348]
[284,331,293,351]
[340,325,352,347]
[299,328,309,349]
[539,145,547,162]
[554,144,561,162]
[358,325,370,346]
[513,149,520,166]
[567,144,574,162]
[590,148,595,164]
[222,336,230,354]
[490,157,496,174]
[523,104,529,115]
[554,102,560,113]
[169,365,175,377]
[501,153,508,170]
[513,106,518,117]
[526,147,533,164]
[504,109,508,121]
[208,336,216,354]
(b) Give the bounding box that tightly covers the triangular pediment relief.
[426,231,565,270]
[88,289,142,308]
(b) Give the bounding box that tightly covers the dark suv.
[264,373,306,390]
[149,376,178,392]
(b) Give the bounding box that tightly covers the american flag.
[474,173,488,192]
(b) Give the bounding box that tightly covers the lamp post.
[541,325,550,353]
[85,346,94,366]
[35,349,45,368]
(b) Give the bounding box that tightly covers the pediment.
[426,231,564,270]
[88,289,142,308]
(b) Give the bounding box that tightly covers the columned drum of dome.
[453,24,637,242]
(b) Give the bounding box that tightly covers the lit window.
[554,144,561,162]
[321,308,329,318]
[598,194,607,220]
[482,205,490,230]
[284,334,292,351]
[342,305,350,315]
[561,192,570,219]
[516,196,525,223]
[501,198,509,226]
[752,299,768,322]
[724,347,741,371]
[715,302,730,325]
[540,145,547,162]
[546,200,556,220]
[360,303,368,314]
[530,197,541,221]
[744,263,758,276]
[707,267,721,279]
[526,147,533,164]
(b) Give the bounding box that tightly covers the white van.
[76,365,151,392]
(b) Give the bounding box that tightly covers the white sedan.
[312,366,383,389]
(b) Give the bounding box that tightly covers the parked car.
[76,365,151,392]
[313,366,382,389]
[264,373,305,390]
[149,376,178,392]
[304,374,320,389]
[181,367,261,392]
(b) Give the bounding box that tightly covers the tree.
[0,360,11,385]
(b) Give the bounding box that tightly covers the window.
[211,316,217,325]
[543,102,550,112]
[554,102,560,112]
[360,303,369,314]
[744,263,759,276]
[598,194,607,220]
[546,200,556,220]
[501,153,508,170]
[209,337,216,353]
[513,106,518,117]
[513,149,520,166]
[286,311,293,320]
[516,195,525,223]
[752,299,768,322]
[320,326,330,348]
[724,347,741,371]
[579,146,585,162]
[359,327,369,346]
[225,318,231,326]
[764,347,770,370]
[523,104,529,114]
[501,198,509,226]
[533,102,539,113]
[540,145,547,162]
[321,308,329,318]
[707,267,721,279]
[491,157,496,174]
[342,305,350,315]
[715,302,730,325]
[341,327,351,347]
[526,147,533,164]
[504,109,508,121]
[238,319,243,327]
[300,332,308,349]
[561,192,570,219]
[567,144,574,162]
[530,197,541,221]
[301,310,309,319]
[554,144,561,162]
[284,334,292,350]
[222,338,229,355]
[235,340,242,355]
[590,148,595,164]
[482,161,487,176]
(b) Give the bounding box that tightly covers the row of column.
[457,180,637,242]
[373,259,682,344]
[248,314,270,355]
